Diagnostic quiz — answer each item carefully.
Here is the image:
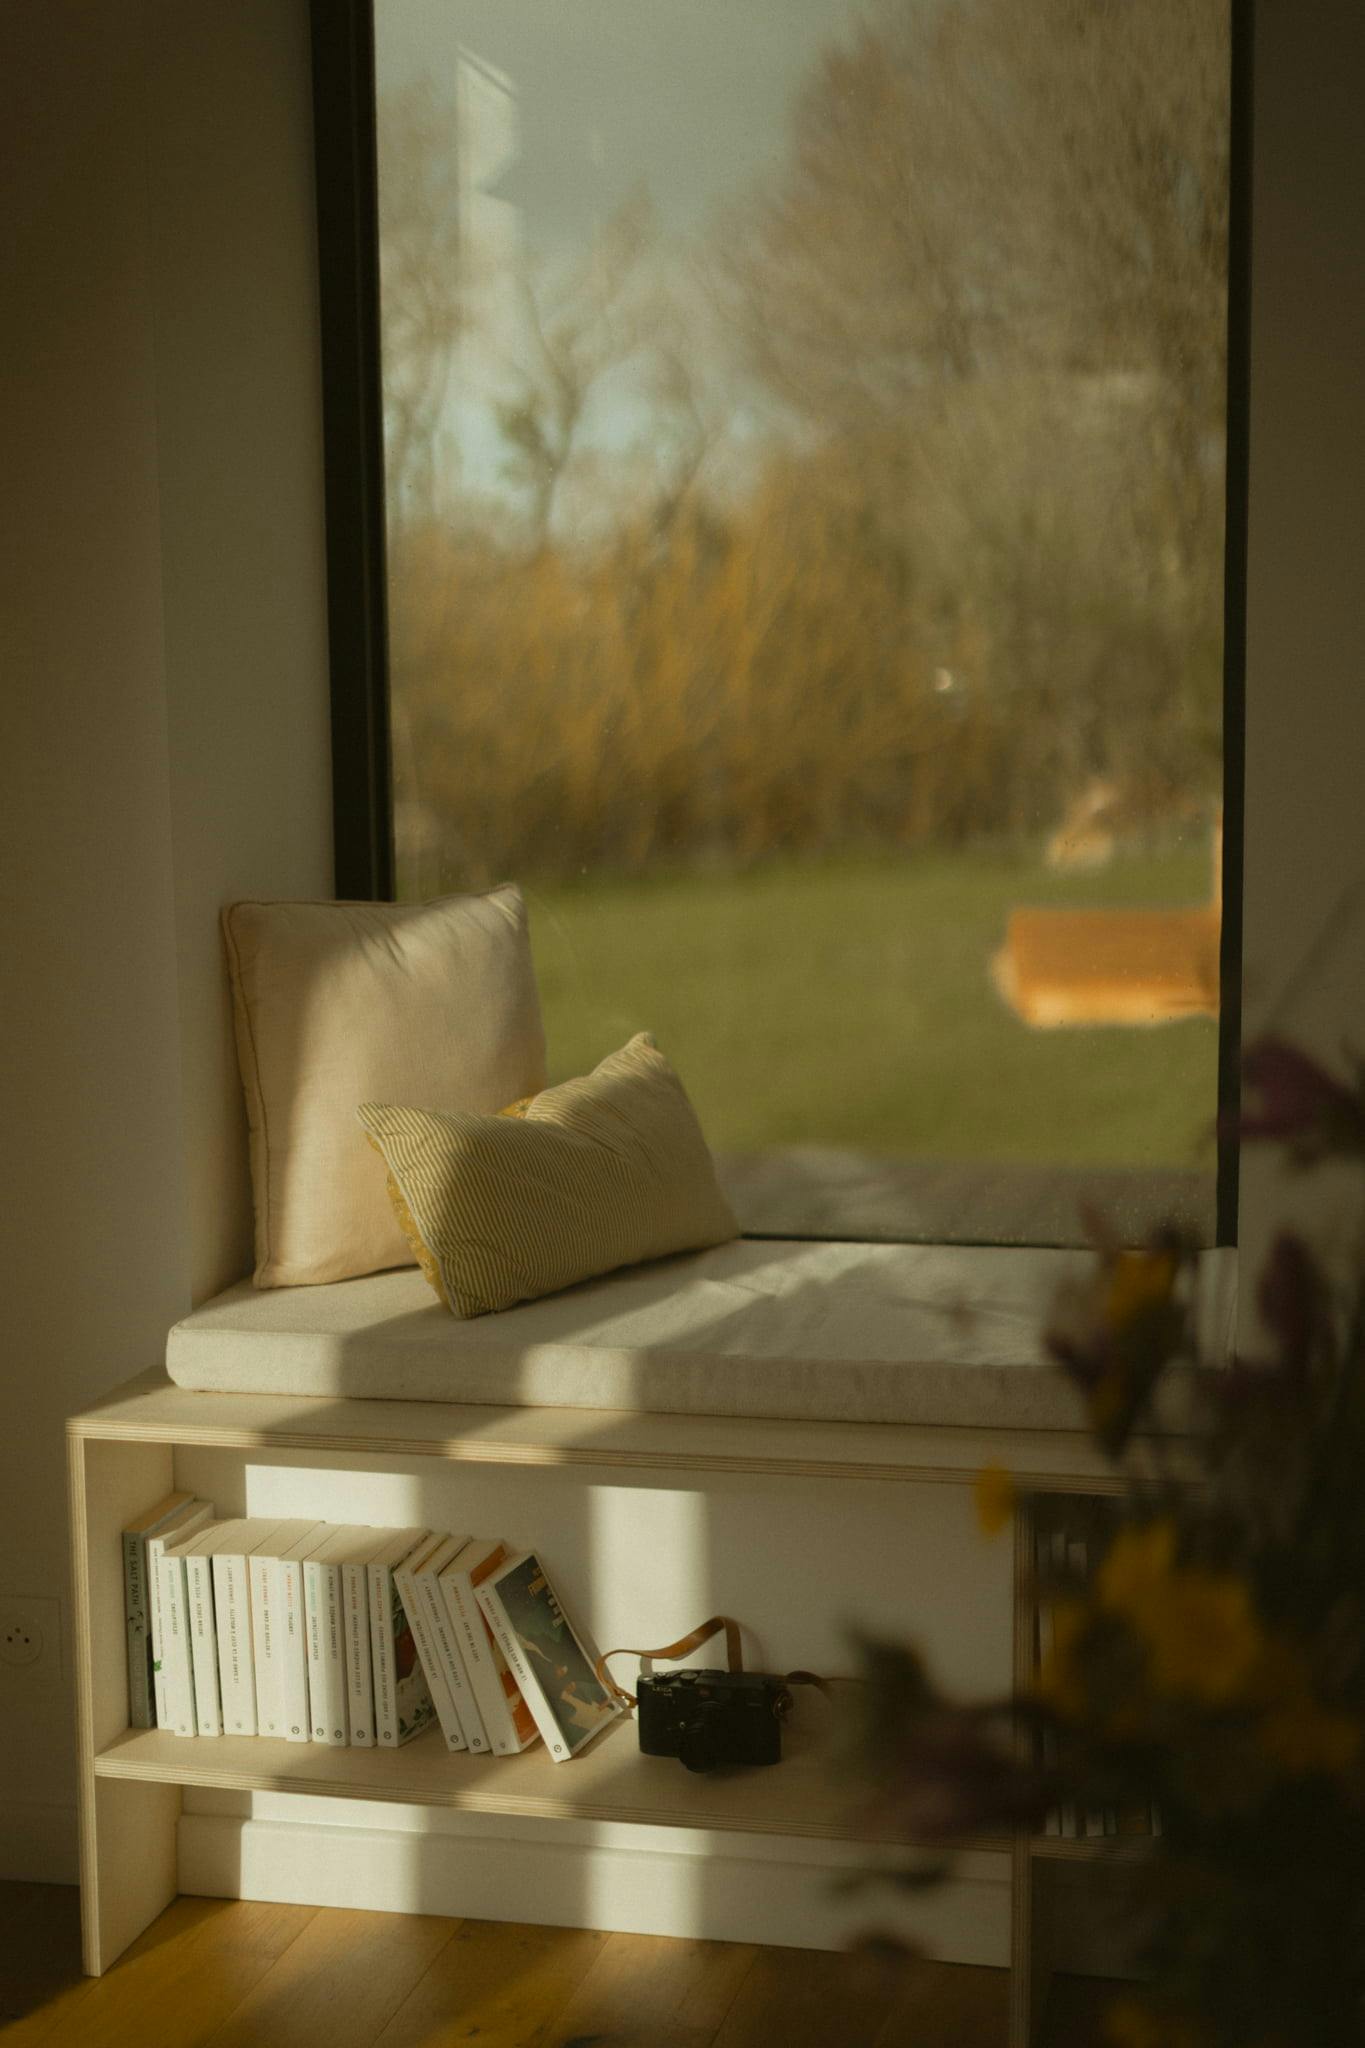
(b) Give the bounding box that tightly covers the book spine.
[249,1554,283,1739]
[147,1535,174,1727]
[442,1573,524,1755]
[213,1553,256,1736]
[418,1572,488,1754]
[123,1530,153,1729]
[185,1554,223,1737]
[278,1559,311,1744]
[475,1583,573,1763]
[304,1561,348,1747]
[368,1564,399,1747]
[156,1552,195,1737]
[395,1565,466,1753]
[341,1560,374,1748]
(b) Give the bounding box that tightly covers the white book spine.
[304,1560,348,1747]
[123,1530,153,1728]
[368,1563,399,1747]
[476,1583,573,1763]
[146,1535,175,1727]
[249,1553,283,1739]
[212,1552,257,1736]
[278,1558,311,1744]
[417,1571,488,1754]
[156,1552,195,1738]
[395,1563,466,1753]
[341,1559,374,1748]
[442,1571,522,1755]
[185,1553,223,1737]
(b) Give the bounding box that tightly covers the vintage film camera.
[599,1614,825,1775]
[636,1666,790,1773]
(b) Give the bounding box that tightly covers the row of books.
[1034,1522,1160,1842]
[122,1494,625,1763]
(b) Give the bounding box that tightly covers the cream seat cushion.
[358,1034,740,1317]
[163,1240,1191,1431]
[223,887,546,1288]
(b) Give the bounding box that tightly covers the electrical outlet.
[0,1597,62,1694]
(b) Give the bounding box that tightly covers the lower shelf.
[98,1711,1008,1851]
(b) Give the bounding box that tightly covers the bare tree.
[376,80,467,525]
[496,189,658,545]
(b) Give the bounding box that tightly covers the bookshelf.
[69,1366,1135,2044]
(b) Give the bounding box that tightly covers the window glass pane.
[373,0,1230,1246]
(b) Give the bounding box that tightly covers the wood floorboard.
[710,1945,904,2048]
[198,1905,456,2048]
[373,1919,610,2048]
[539,1931,758,2048]
[0,1883,1121,2048]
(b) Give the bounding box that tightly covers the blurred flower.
[1107,1997,1204,2047]
[1107,1248,1180,1329]
[974,1463,1015,1537]
[1256,1231,1327,1383]
[1096,1521,1264,1705]
[1047,1244,1188,1455]
[1258,1696,1361,1776]
[858,1034,1365,2044]
[1235,1037,1365,1164]
[1035,1597,1089,1718]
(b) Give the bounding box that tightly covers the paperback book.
[476,1551,625,1762]
[121,1491,193,1728]
[438,1539,539,1757]
[147,1499,213,1727]
[396,1534,480,1754]
[368,1528,435,1747]
[336,1528,382,1748]
[304,1526,366,1747]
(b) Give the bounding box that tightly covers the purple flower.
[1232,1038,1365,1164]
[1256,1232,1326,1383]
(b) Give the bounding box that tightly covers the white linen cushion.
[223,887,546,1288]
[164,1240,1164,1431]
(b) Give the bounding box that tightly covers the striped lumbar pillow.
[357,1034,739,1318]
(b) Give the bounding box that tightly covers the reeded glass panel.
[374,0,1231,1245]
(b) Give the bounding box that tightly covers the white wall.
[0,1,331,1879]
[1239,0,1365,1278]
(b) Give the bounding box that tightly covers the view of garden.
[374,0,1230,1239]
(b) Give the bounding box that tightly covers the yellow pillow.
[357,1034,739,1318]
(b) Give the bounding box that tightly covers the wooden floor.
[0,1883,1115,2047]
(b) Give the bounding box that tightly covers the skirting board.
[178,1812,1012,1964]
[0,1799,79,1885]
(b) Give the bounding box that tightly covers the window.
[315,0,1248,1250]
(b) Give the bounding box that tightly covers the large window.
[334,0,1243,1247]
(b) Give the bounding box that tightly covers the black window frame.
[310,0,1253,1246]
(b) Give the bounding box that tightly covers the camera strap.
[596,1614,829,1709]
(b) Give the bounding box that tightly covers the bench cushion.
[166,1239,1123,1432]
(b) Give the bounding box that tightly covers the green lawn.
[523,847,1219,1171]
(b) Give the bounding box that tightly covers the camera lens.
[677,1696,723,1774]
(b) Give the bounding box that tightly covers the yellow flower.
[1107,1997,1203,2047]
[1096,1519,1178,1612]
[1036,1598,1089,1718]
[1259,1698,1361,1776]
[1105,1248,1179,1333]
[1141,1571,1264,1703]
[974,1463,1015,1538]
[1098,1522,1264,1706]
[1251,1643,1363,1776]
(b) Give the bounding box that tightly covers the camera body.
[636,1667,789,1772]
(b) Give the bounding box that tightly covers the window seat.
[166,1238,1225,1433]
